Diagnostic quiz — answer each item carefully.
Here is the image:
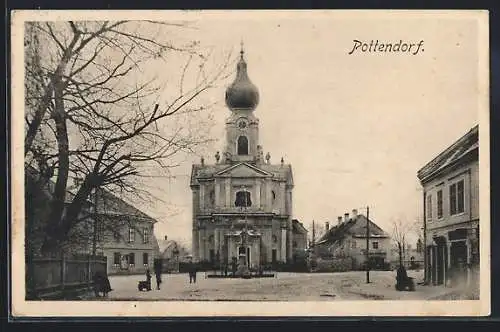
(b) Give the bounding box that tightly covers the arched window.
[209,190,215,206]
[235,190,252,207]
[237,136,249,155]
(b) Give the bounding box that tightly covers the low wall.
[26,254,107,300]
[312,257,355,272]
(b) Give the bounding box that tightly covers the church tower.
[223,46,263,165]
[189,45,307,269]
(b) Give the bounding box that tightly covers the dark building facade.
[417,125,479,287]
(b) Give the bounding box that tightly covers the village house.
[25,166,161,275]
[417,125,479,287]
[94,188,161,275]
[291,219,308,261]
[313,210,391,270]
[25,166,95,257]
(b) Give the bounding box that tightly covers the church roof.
[225,47,259,110]
[190,162,293,186]
[315,214,389,246]
[417,125,478,184]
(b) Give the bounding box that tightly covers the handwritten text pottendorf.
[348,40,424,55]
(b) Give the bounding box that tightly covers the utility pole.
[312,220,316,248]
[366,206,370,284]
[92,187,98,277]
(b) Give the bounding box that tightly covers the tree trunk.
[42,80,70,254]
[60,175,98,240]
[398,242,403,267]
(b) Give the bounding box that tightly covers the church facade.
[190,47,306,269]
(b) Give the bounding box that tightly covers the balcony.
[198,206,281,215]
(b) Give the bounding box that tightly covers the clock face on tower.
[237,118,248,129]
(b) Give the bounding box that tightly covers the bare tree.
[391,219,413,268]
[24,20,233,254]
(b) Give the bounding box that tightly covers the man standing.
[154,258,163,290]
[187,256,197,284]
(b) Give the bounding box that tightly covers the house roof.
[292,219,308,234]
[157,239,177,254]
[95,188,159,224]
[417,125,478,183]
[315,214,389,246]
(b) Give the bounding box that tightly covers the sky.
[22,11,484,248]
[120,11,482,249]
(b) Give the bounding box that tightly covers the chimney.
[164,235,168,241]
[344,213,349,222]
[325,222,330,231]
[352,209,358,218]
[337,216,342,224]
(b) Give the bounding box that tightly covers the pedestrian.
[93,270,112,297]
[145,268,152,291]
[154,259,163,290]
[187,256,197,284]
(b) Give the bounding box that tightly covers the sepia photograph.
[11,10,490,317]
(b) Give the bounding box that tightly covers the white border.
[10,9,490,317]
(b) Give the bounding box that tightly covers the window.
[293,241,297,248]
[143,228,149,244]
[128,227,135,243]
[209,190,215,206]
[143,253,148,266]
[271,190,276,201]
[114,230,121,242]
[113,252,121,265]
[372,242,379,249]
[129,253,135,265]
[352,241,357,249]
[96,221,104,242]
[237,136,249,155]
[272,235,278,243]
[450,180,465,215]
[235,190,252,207]
[208,235,214,245]
[437,189,443,219]
[426,194,432,220]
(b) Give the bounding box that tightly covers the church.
[190,46,307,269]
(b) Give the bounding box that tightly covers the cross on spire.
[240,40,245,59]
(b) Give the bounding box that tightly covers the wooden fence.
[26,254,107,300]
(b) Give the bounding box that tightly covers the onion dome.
[225,46,260,110]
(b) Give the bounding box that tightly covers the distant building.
[157,236,191,261]
[313,210,391,270]
[292,219,308,261]
[388,242,424,270]
[417,125,479,286]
